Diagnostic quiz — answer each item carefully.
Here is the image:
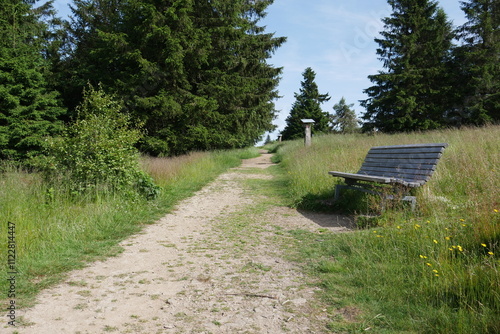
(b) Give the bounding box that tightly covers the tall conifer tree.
[60,0,285,155]
[330,97,360,134]
[281,67,330,140]
[361,0,454,132]
[455,0,500,124]
[0,0,65,160]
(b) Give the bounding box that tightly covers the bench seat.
[328,143,448,210]
[328,171,423,187]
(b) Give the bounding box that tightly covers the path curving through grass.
[14,152,352,334]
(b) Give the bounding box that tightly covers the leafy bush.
[37,84,159,199]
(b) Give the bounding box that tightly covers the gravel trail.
[14,152,353,334]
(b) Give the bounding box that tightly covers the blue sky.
[261,0,467,139]
[49,0,468,140]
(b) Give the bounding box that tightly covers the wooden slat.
[328,171,392,183]
[359,171,432,182]
[359,166,434,175]
[328,171,424,187]
[370,143,448,150]
[359,161,437,170]
[359,167,434,179]
[365,152,442,160]
[367,146,446,155]
[363,157,440,165]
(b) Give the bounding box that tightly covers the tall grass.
[274,126,499,222]
[0,147,259,307]
[274,126,500,333]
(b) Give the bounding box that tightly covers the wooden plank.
[358,168,434,179]
[359,166,434,175]
[363,157,440,165]
[368,147,446,155]
[359,171,432,182]
[329,171,424,187]
[359,170,430,179]
[364,152,442,160]
[359,161,437,170]
[370,143,448,150]
[328,171,392,184]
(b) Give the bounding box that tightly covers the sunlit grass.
[0,147,259,307]
[275,125,500,333]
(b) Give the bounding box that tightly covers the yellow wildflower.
[414,224,421,229]
[481,243,487,247]
[432,270,438,273]
[494,209,498,213]
[433,239,438,244]
[419,255,427,259]
[457,245,463,252]
[445,236,451,240]
[426,263,432,267]
[488,252,494,256]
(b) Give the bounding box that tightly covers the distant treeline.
[1,1,498,160]
[280,0,499,140]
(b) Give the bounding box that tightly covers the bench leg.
[334,184,343,202]
[402,196,417,211]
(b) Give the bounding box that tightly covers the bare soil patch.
[14,152,353,334]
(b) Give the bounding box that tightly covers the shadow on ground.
[297,210,356,230]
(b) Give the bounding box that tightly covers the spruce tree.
[60,0,285,156]
[185,0,285,152]
[361,0,454,132]
[281,68,330,140]
[454,0,500,124]
[331,97,361,133]
[0,0,65,160]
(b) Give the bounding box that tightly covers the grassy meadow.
[1,124,498,333]
[0,148,259,307]
[269,125,499,333]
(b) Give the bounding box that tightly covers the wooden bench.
[328,143,448,210]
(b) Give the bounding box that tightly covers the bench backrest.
[357,143,448,186]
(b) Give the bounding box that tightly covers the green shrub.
[36,84,159,199]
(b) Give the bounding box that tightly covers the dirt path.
[14,152,353,334]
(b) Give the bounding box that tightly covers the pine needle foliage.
[0,0,66,160]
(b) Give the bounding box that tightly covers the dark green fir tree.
[0,0,65,160]
[281,67,330,140]
[60,0,285,155]
[453,0,500,124]
[361,0,454,132]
